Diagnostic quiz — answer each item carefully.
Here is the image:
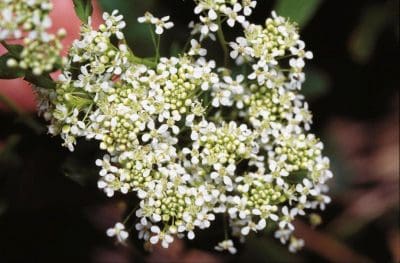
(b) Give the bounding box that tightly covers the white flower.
[199,16,219,36]
[215,239,237,254]
[229,37,253,64]
[248,59,270,85]
[188,39,207,56]
[274,228,292,244]
[289,237,305,253]
[241,218,267,235]
[290,40,313,59]
[194,210,215,229]
[135,217,151,240]
[149,226,174,248]
[279,206,298,230]
[222,4,246,27]
[194,3,218,20]
[31,5,333,255]
[289,57,305,69]
[295,178,318,204]
[106,222,129,243]
[212,88,232,107]
[103,10,126,39]
[138,11,155,24]
[242,0,257,16]
[224,74,245,94]
[138,12,174,34]
[189,21,216,41]
[151,16,174,35]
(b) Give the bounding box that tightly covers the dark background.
[0,0,398,262]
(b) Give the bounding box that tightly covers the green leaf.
[0,42,25,79]
[0,54,25,79]
[72,0,93,23]
[24,72,56,89]
[274,0,322,27]
[348,1,396,64]
[0,42,23,58]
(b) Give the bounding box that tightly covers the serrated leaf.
[274,0,322,27]
[0,54,25,79]
[72,0,93,23]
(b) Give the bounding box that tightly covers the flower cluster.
[0,0,65,75]
[30,0,333,254]
[189,0,257,41]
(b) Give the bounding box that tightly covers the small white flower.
[289,237,305,253]
[199,16,219,35]
[279,206,298,230]
[138,12,174,35]
[106,222,129,243]
[138,12,155,24]
[222,4,246,27]
[135,217,151,240]
[188,39,207,56]
[229,37,253,64]
[242,0,257,16]
[274,228,292,244]
[224,74,245,94]
[150,226,174,248]
[215,239,237,254]
[151,15,174,35]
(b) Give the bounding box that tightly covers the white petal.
[150,236,159,244]
[241,226,250,235]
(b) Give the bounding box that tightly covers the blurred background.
[0,0,398,262]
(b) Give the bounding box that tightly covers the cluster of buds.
[30,0,333,254]
[0,0,65,75]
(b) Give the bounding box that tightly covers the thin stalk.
[122,39,157,68]
[149,25,159,62]
[156,34,161,62]
[129,54,157,68]
[123,205,138,225]
[216,15,229,67]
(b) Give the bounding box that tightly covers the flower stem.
[129,54,157,68]
[123,205,138,225]
[216,15,229,67]
[149,25,160,63]
[156,35,161,62]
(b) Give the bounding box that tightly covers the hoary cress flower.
[8,0,335,254]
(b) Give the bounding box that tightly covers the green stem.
[129,54,157,68]
[82,103,94,122]
[156,34,161,62]
[149,25,160,62]
[121,39,157,68]
[123,205,138,225]
[216,15,229,67]
[182,37,191,53]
